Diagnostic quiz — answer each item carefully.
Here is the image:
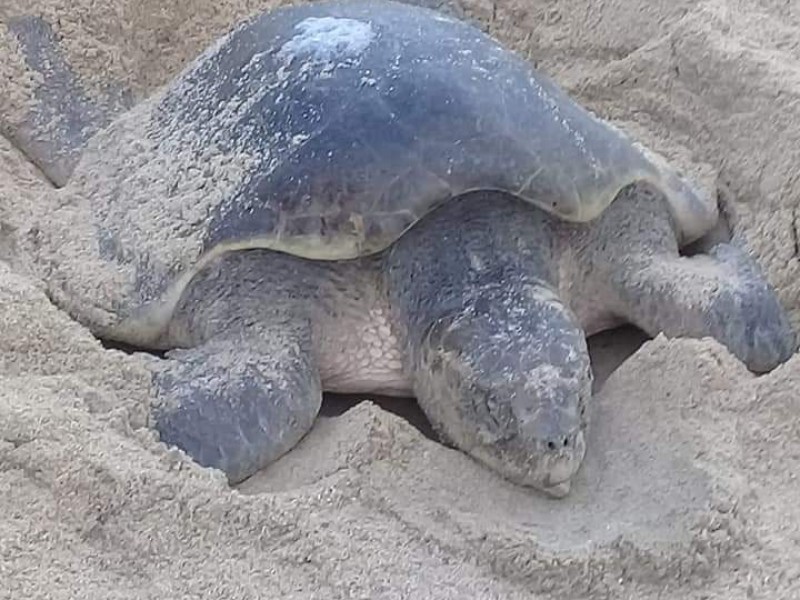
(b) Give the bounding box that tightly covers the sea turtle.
[2,0,795,497]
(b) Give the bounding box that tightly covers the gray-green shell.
[53,0,715,343]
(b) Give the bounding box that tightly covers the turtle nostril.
[545,436,572,451]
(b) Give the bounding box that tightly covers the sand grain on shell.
[2,0,800,598]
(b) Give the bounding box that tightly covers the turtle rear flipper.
[3,15,133,186]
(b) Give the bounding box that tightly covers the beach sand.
[1,0,800,597]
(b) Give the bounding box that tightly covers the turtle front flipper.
[147,249,323,484]
[2,15,133,186]
[150,332,323,484]
[590,185,797,374]
[617,242,796,373]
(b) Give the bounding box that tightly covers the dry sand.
[2,0,800,598]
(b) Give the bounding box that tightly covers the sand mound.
[2,0,800,598]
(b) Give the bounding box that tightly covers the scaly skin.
[152,188,794,495]
[5,6,794,494]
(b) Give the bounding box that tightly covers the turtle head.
[414,282,592,498]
